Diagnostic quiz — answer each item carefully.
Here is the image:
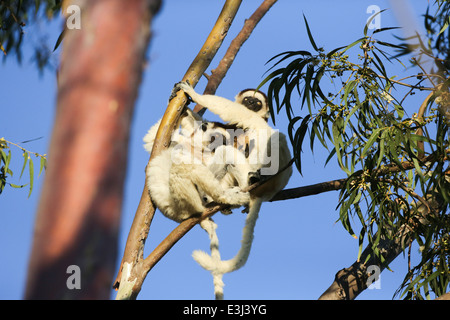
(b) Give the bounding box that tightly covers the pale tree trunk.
[25,0,161,299]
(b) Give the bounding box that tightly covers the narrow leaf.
[303,14,319,51]
[373,26,401,34]
[28,157,34,198]
[326,45,346,58]
[438,16,450,35]
[376,129,388,168]
[364,9,386,36]
[39,156,47,177]
[343,80,358,108]
[1,149,12,175]
[20,152,28,179]
[53,28,66,52]
[342,37,365,53]
[10,183,26,189]
[361,128,383,159]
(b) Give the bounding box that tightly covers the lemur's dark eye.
[201,123,208,131]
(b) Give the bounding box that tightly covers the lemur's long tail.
[198,218,224,299]
[194,197,262,299]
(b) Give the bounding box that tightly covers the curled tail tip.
[192,250,214,268]
[192,249,209,260]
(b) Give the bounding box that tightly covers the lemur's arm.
[177,82,267,130]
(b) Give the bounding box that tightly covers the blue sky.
[0,0,432,299]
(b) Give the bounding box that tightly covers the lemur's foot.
[169,85,181,101]
[221,187,250,206]
[174,81,194,103]
[171,81,195,105]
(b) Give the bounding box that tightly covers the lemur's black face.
[241,96,263,113]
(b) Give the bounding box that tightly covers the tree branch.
[270,179,346,202]
[113,0,243,299]
[271,151,443,202]
[318,224,414,300]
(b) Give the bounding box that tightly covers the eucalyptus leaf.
[39,156,47,177]
[28,156,34,198]
[361,127,383,159]
[303,14,319,51]
[20,152,28,179]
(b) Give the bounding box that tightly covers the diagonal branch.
[113,0,243,298]
[271,151,443,202]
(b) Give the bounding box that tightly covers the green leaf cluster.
[261,14,449,299]
[0,0,62,69]
[0,137,47,198]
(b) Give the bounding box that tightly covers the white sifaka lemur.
[143,98,254,298]
[176,81,293,299]
[143,105,250,223]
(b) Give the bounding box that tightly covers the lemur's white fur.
[143,109,250,223]
[144,107,252,299]
[177,82,292,299]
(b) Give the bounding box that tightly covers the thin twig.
[0,137,47,159]
[412,57,437,89]
[377,74,434,91]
